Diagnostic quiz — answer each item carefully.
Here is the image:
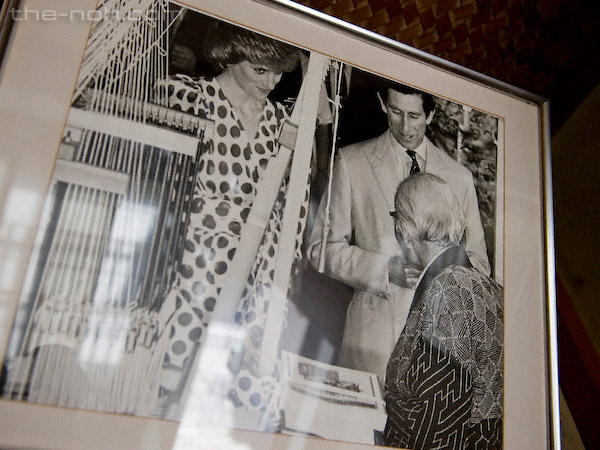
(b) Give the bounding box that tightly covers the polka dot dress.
[157,74,307,416]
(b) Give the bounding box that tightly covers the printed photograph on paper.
[0,1,504,449]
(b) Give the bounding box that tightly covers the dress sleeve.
[163,74,205,116]
[383,338,425,448]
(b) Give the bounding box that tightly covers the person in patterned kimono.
[154,21,304,419]
[384,173,503,450]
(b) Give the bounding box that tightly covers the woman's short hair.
[203,21,300,73]
[393,173,465,247]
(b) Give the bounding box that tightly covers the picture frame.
[0,0,559,449]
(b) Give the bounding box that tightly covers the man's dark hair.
[377,80,436,116]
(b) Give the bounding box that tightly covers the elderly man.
[307,81,490,382]
[384,173,503,449]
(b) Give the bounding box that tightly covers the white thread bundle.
[2,0,200,416]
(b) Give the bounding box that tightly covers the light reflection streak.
[0,184,45,360]
[79,201,157,367]
[170,321,251,450]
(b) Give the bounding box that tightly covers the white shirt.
[388,131,428,177]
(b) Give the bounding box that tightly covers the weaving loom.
[1,0,329,420]
[1,0,214,415]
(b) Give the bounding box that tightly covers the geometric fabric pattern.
[424,266,504,421]
[385,246,503,449]
[385,337,503,449]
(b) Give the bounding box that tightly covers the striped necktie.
[406,150,421,175]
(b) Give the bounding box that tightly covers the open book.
[279,351,387,445]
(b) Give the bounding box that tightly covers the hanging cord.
[318,61,345,272]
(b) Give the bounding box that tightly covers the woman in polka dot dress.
[154,22,305,419]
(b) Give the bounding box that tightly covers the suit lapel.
[362,136,452,214]
[364,132,401,211]
[422,137,444,176]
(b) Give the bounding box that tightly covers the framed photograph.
[0,0,558,449]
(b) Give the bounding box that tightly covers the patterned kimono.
[384,246,503,450]
[157,74,307,416]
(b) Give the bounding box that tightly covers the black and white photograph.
[290,63,504,448]
[0,0,318,423]
[0,0,556,449]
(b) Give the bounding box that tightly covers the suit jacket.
[307,131,490,382]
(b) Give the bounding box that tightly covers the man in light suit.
[307,81,490,383]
